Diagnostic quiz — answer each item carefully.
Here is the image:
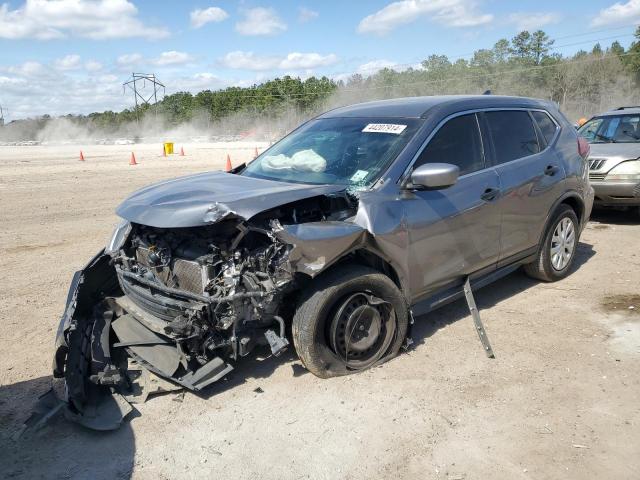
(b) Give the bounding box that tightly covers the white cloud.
[54,54,82,70]
[190,6,228,28]
[85,60,103,72]
[280,53,338,69]
[507,12,561,31]
[236,7,287,36]
[153,51,194,66]
[116,51,194,69]
[220,51,338,71]
[591,0,640,27]
[172,72,226,92]
[97,74,119,83]
[298,7,319,23]
[0,62,232,120]
[358,0,493,35]
[220,51,281,70]
[116,53,143,66]
[7,61,46,77]
[0,70,128,119]
[0,0,169,40]
[333,59,422,82]
[357,60,398,74]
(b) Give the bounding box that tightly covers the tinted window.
[415,114,484,176]
[531,110,558,145]
[485,111,541,164]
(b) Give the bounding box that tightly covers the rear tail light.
[578,137,590,158]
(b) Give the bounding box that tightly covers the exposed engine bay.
[53,191,359,429]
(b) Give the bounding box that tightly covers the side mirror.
[408,163,460,190]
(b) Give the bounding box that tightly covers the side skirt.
[411,256,533,318]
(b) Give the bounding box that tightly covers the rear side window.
[415,113,484,176]
[485,111,541,165]
[531,110,558,146]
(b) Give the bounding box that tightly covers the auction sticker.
[350,169,369,182]
[362,123,407,134]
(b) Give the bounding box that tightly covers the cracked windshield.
[242,117,421,186]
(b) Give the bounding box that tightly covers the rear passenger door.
[482,109,565,264]
[404,113,502,299]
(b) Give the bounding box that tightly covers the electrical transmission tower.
[123,73,166,124]
[0,102,5,127]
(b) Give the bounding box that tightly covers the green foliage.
[101,75,337,130]
[624,26,640,78]
[3,30,639,140]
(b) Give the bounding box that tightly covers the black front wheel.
[292,265,408,378]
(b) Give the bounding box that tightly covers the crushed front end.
[54,220,297,429]
[52,192,358,430]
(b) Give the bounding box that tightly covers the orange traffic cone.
[130,152,137,165]
[180,146,185,156]
[225,154,232,172]
[79,150,85,161]
[253,146,259,159]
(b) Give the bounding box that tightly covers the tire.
[292,264,408,379]
[524,204,579,282]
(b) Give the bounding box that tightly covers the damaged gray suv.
[53,95,594,429]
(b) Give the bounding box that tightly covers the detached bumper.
[53,249,238,430]
[591,180,640,206]
[53,250,111,378]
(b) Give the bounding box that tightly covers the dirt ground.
[0,143,639,480]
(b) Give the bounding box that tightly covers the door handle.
[544,165,559,176]
[480,187,500,202]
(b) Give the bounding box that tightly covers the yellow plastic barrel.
[163,142,174,155]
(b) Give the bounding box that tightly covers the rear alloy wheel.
[550,217,576,271]
[524,204,579,282]
[292,265,408,378]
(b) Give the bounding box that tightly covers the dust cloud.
[2,56,639,145]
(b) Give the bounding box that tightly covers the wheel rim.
[328,292,396,370]
[550,217,576,271]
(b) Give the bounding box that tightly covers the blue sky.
[0,0,639,120]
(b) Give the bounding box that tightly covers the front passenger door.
[403,113,502,300]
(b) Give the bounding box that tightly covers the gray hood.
[116,171,346,228]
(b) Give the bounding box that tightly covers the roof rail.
[615,106,640,110]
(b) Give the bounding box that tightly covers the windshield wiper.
[595,133,616,143]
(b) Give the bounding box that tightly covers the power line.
[123,73,166,124]
[324,28,639,78]
[331,51,640,95]
[552,33,636,51]
[553,23,639,41]
[188,50,640,101]
[113,29,638,108]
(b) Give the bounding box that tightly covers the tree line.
[2,27,640,141]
